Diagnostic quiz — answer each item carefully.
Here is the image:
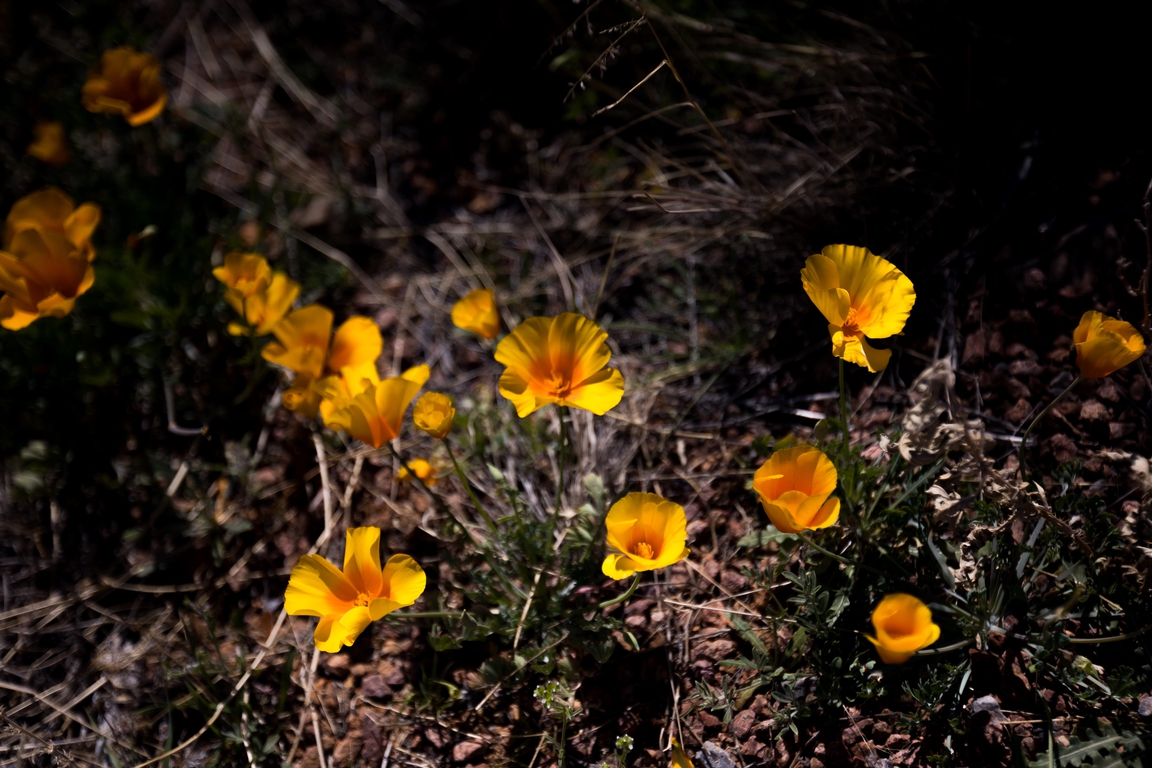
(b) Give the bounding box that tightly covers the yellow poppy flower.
[752,446,840,533]
[284,526,426,653]
[865,593,941,664]
[212,252,272,301]
[413,392,455,439]
[397,457,438,486]
[601,492,690,580]
[225,272,300,336]
[0,229,95,330]
[0,187,100,329]
[27,121,70,166]
[495,312,624,418]
[801,245,916,372]
[264,308,385,418]
[671,738,694,768]
[1073,310,1146,379]
[326,365,431,448]
[81,47,168,126]
[4,187,101,261]
[451,287,500,339]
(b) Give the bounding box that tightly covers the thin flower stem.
[1018,374,1081,475]
[839,358,850,453]
[914,638,973,656]
[795,531,852,566]
[599,574,640,609]
[443,438,499,536]
[547,406,569,549]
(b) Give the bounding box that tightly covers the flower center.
[841,307,861,337]
[631,541,655,560]
[355,592,372,607]
[546,371,573,400]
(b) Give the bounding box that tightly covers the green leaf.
[738,526,797,549]
[1029,719,1147,767]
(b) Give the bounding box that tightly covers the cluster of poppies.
[276,242,1148,662]
[0,46,167,329]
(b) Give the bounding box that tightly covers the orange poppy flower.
[451,288,500,339]
[285,527,426,652]
[27,122,70,166]
[801,245,916,372]
[495,312,624,417]
[752,446,840,533]
[0,188,101,330]
[1073,310,1146,378]
[865,593,941,664]
[325,365,431,448]
[397,457,439,486]
[601,492,690,580]
[413,392,455,439]
[82,47,167,126]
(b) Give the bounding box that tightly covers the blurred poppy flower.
[865,593,941,664]
[226,272,299,337]
[1073,310,1145,378]
[4,187,100,262]
[284,526,425,653]
[671,739,694,768]
[397,457,438,486]
[27,122,70,166]
[451,287,500,339]
[326,365,430,448]
[801,245,915,372]
[0,188,101,330]
[752,446,840,533]
[262,306,384,417]
[213,252,271,301]
[81,46,167,126]
[495,312,624,417]
[413,392,455,439]
[602,492,690,580]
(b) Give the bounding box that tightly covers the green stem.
[913,638,973,656]
[795,531,852,566]
[839,358,850,453]
[598,574,640,609]
[547,406,569,549]
[443,437,499,536]
[1018,375,1081,475]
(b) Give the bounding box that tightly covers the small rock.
[425,728,450,749]
[872,720,892,741]
[739,737,769,759]
[698,711,722,728]
[361,675,391,699]
[1097,381,1122,402]
[1005,398,1032,423]
[1139,696,1152,717]
[885,733,911,749]
[731,710,757,739]
[332,733,363,768]
[692,639,737,663]
[695,742,737,768]
[453,741,486,763]
[1023,268,1047,291]
[1008,360,1043,377]
[970,695,1005,722]
[721,570,747,593]
[1110,422,1135,439]
[1049,434,1077,463]
[325,654,351,675]
[1080,400,1109,421]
